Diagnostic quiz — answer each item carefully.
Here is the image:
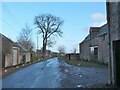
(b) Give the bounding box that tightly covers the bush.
[31,51,38,61]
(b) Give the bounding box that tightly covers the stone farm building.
[79,1,120,87]
[79,24,109,64]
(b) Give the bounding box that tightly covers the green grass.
[59,57,107,68]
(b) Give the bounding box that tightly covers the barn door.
[113,40,120,88]
[13,49,17,65]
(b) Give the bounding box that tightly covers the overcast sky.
[1,2,107,53]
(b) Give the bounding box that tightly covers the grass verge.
[59,57,108,68]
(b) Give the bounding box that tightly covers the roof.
[80,23,108,43]
[0,33,18,47]
[0,33,14,43]
[16,42,30,52]
[83,34,90,42]
[0,33,31,53]
[97,24,108,37]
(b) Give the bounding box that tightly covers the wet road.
[2,57,108,88]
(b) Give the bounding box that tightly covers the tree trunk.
[43,39,47,59]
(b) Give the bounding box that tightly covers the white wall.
[13,49,18,65]
[25,53,31,63]
[5,54,12,67]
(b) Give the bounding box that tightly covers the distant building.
[51,52,59,57]
[36,49,52,58]
[66,53,79,60]
[79,24,109,64]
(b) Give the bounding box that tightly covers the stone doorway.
[113,40,120,87]
[90,46,98,62]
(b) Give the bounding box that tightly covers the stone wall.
[118,2,120,39]
[2,35,13,68]
[91,35,108,63]
[109,2,119,40]
[79,40,90,61]
[108,2,120,85]
[66,53,79,60]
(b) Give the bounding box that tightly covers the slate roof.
[84,34,90,41]
[81,23,108,43]
[96,24,108,37]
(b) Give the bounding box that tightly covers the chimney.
[89,27,100,39]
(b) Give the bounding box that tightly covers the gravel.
[58,60,108,88]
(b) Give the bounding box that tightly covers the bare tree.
[72,48,77,53]
[17,24,34,51]
[47,38,56,48]
[58,45,66,55]
[34,14,63,58]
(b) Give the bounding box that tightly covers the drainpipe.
[106,1,112,85]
